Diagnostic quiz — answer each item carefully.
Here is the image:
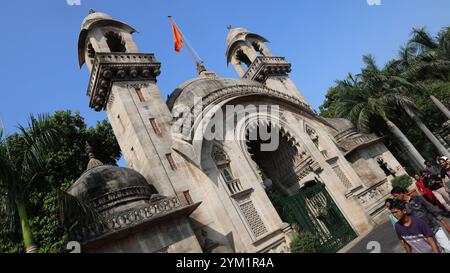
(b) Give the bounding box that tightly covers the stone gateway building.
[67,11,408,253]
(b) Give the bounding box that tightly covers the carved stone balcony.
[226,179,244,195]
[243,56,292,83]
[87,53,161,112]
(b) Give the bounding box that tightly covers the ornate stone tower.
[226,27,308,104]
[78,11,180,197]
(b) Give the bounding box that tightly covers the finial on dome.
[85,141,103,170]
[227,25,232,31]
[89,9,96,14]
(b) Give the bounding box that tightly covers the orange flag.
[170,19,183,52]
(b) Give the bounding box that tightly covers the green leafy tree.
[0,114,59,253]
[391,175,413,190]
[319,25,450,171]
[0,111,121,253]
[290,232,322,253]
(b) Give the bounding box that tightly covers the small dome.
[226,27,248,45]
[81,11,113,30]
[77,11,137,68]
[225,27,269,65]
[68,165,156,213]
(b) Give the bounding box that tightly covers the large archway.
[245,122,357,253]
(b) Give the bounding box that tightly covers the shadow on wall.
[190,218,236,253]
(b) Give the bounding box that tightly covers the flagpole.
[168,16,206,74]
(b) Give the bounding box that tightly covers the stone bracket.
[87,52,161,111]
[243,56,292,83]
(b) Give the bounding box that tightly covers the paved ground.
[343,217,450,253]
[345,181,450,253]
[344,221,405,253]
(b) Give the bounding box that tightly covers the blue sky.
[0,0,449,161]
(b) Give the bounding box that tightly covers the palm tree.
[400,28,450,156]
[403,27,450,82]
[333,56,425,170]
[0,115,58,253]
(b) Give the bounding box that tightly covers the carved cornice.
[87,53,161,111]
[342,135,384,156]
[243,56,292,83]
[355,178,391,209]
[277,155,323,188]
[69,196,182,243]
[90,185,154,213]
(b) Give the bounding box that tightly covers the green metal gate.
[273,179,357,253]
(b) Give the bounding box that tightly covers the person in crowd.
[415,172,446,210]
[436,155,444,166]
[422,170,450,212]
[439,157,450,184]
[424,161,439,177]
[391,186,450,252]
[385,198,398,226]
[390,199,441,253]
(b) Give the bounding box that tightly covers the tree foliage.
[391,175,414,190]
[0,111,121,253]
[319,26,450,164]
[290,232,322,253]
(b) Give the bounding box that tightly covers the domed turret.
[225,27,271,77]
[77,10,138,70]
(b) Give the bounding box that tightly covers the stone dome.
[68,164,156,214]
[81,11,113,29]
[167,74,263,111]
[226,27,248,45]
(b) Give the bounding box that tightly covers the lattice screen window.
[239,200,268,238]
[333,165,352,189]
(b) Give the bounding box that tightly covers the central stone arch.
[232,110,358,253]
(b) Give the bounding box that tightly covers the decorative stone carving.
[70,196,182,243]
[305,124,319,142]
[278,155,323,188]
[356,179,391,207]
[242,56,292,83]
[87,53,161,111]
[211,145,230,166]
[91,185,155,212]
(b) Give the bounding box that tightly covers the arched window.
[105,32,127,53]
[235,49,252,68]
[252,42,265,56]
[87,43,96,64]
[221,168,234,182]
